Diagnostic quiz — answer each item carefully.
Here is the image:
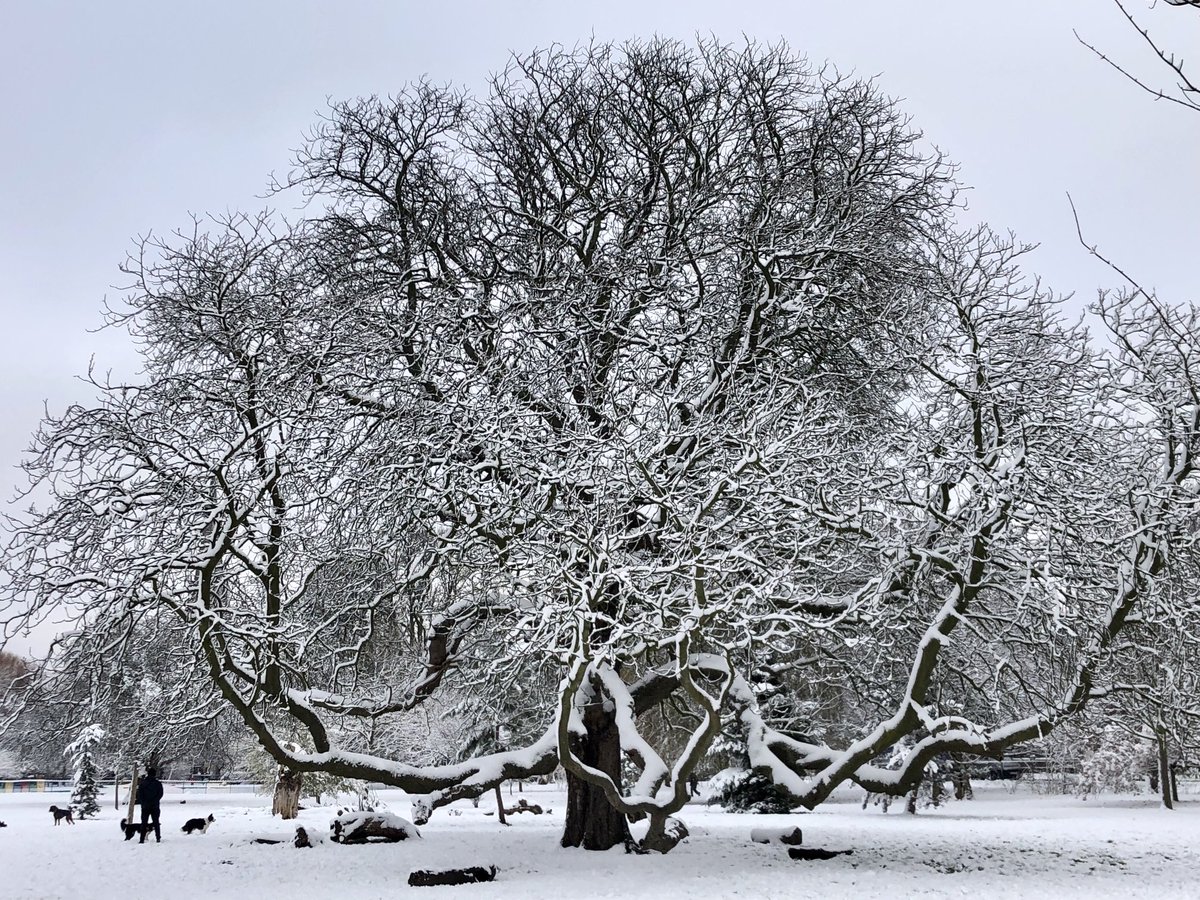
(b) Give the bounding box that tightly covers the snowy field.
[1,783,1198,899]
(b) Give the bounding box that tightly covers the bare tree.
[1077,0,1200,113]
[5,38,1200,856]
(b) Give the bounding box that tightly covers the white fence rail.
[1,779,262,795]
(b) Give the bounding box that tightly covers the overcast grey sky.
[1,0,1197,531]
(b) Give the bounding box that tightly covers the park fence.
[1,779,262,794]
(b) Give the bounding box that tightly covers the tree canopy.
[4,38,1200,852]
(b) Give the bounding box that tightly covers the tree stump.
[330,812,420,844]
[410,797,432,825]
[408,866,498,887]
[639,816,688,854]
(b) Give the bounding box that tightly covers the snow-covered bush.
[705,768,793,814]
[1077,726,1152,799]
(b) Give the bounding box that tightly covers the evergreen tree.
[65,724,105,819]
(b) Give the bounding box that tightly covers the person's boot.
[155,823,161,843]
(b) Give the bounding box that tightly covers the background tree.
[1077,0,1200,114]
[65,724,105,819]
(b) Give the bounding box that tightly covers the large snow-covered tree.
[3,39,1200,854]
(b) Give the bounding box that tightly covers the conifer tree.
[65,724,105,819]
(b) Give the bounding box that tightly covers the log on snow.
[788,847,853,860]
[750,826,803,845]
[408,866,498,887]
[330,812,421,844]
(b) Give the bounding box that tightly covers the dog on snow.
[49,805,74,825]
[120,818,152,841]
[181,813,215,835]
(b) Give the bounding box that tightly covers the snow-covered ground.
[1,783,1197,899]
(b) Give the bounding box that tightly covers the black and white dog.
[181,813,215,835]
[120,818,152,841]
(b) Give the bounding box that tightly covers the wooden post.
[126,763,140,825]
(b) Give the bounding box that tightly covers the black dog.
[49,805,74,825]
[120,818,152,841]
[181,814,214,834]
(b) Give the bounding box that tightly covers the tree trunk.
[125,764,139,826]
[273,770,302,820]
[561,703,630,850]
[494,784,507,826]
[1156,728,1173,810]
[951,754,974,800]
[1170,764,1180,803]
[640,814,688,854]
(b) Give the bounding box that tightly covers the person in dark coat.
[136,767,165,843]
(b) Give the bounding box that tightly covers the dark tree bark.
[408,867,497,887]
[930,774,944,807]
[273,770,302,820]
[330,813,417,843]
[561,703,630,850]
[951,754,974,800]
[1156,728,1173,810]
[640,815,688,854]
[493,784,507,826]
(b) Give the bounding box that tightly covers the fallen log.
[295,826,327,848]
[484,798,548,817]
[330,811,421,844]
[408,866,498,887]
[750,826,803,845]
[788,847,853,860]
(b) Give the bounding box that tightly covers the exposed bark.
[930,774,944,807]
[488,798,545,817]
[640,815,688,854]
[493,784,507,826]
[789,847,854,860]
[1156,728,1174,810]
[951,756,974,800]
[408,867,497,887]
[330,813,418,843]
[125,764,139,827]
[561,704,630,850]
[273,770,302,820]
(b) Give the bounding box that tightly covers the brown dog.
[48,805,74,825]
